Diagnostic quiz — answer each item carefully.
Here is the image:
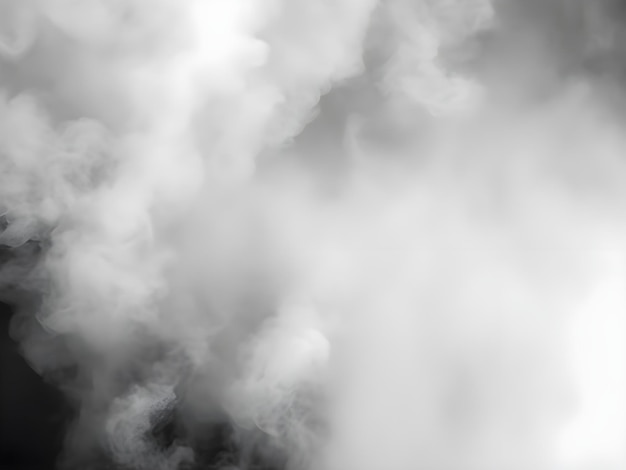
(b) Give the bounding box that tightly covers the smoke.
[1,0,625,469]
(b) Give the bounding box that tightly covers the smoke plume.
[1,0,625,469]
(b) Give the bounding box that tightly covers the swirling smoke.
[1,0,625,469]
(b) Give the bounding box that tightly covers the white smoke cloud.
[1,1,626,470]
[379,0,493,114]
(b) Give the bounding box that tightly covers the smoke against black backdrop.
[1,1,626,469]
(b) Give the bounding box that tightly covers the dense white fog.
[1,1,625,469]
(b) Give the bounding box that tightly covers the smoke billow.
[1,0,625,469]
